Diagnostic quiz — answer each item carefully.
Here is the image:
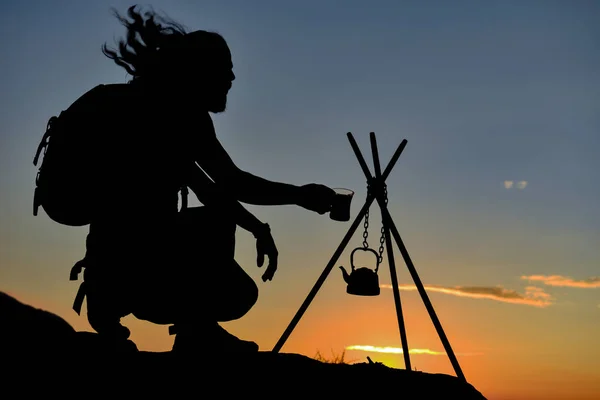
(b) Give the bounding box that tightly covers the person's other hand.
[298,183,336,215]
[255,224,278,282]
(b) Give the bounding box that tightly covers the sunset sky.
[1,1,599,399]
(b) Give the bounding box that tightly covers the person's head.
[102,5,235,113]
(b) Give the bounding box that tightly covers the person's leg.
[168,258,260,353]
[81,224,135,341]
[130,206,260,352]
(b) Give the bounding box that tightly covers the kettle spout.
[339,266,351,283]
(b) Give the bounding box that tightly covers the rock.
[0,291,76,356]
[0,291,487,399]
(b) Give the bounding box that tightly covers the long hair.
[101,5,190,81]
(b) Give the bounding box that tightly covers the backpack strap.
[70,258,90,315]
[33,116,60,217]
[70,228,94,315]
[180,185,189,211]
[33,116,58,167]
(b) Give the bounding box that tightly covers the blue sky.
[0,1,598,398]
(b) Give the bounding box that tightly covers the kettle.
[339,247,380,296]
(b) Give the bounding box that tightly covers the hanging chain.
[377,184,388,264]
[362,180,389,265]
[362,208,370,248]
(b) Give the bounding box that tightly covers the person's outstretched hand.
[255,223,278,282]
[298,183,336,215]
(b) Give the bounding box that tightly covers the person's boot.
[171,323,259,354]
[83,266,136,354]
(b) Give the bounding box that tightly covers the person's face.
[186,43,235,113]
[205,45,235,113]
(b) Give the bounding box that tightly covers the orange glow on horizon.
[346,344,484,356]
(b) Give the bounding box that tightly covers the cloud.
[516,180,528,189]
[346,345,483,356]
[521,275,600,288]
[504,180,527,189]
[381,284,552,307]
[525,286,551,299]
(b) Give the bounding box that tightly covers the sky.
[0,0,599,399]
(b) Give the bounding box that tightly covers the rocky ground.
[0,291,487,399]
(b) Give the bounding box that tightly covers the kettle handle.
[350,247,380,273]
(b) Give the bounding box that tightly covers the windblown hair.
[101,5,190,81]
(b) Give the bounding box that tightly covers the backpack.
[32,85,109,227]
[33,84,190,227]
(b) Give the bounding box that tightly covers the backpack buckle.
[33,187,41,216]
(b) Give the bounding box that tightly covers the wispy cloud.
[504,180,528,189]
[381,284,552,307]
[346,345,483,356]
[521,275,600,288]
[525,286,551,299]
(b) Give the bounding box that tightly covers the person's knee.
[218,277,258,322]
[236,277,259,320]
[187,205,235,225]
[184,205,236,237]
[214,208,236,236]
[246,278,259,310]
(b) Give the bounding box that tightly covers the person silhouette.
[69,5,338,354]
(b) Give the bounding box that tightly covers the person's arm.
[185,162,269,237]
[192,119,302,205]
[198,142,302,205]
[233,169,302,206]
[185,163,278,281]
[192,115,336,213]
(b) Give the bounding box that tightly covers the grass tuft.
[313,349,355,364]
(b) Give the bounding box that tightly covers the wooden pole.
[347,133,465,382]
[271,135,407,353]
[273,132,467,385]
[368,132,412,371]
